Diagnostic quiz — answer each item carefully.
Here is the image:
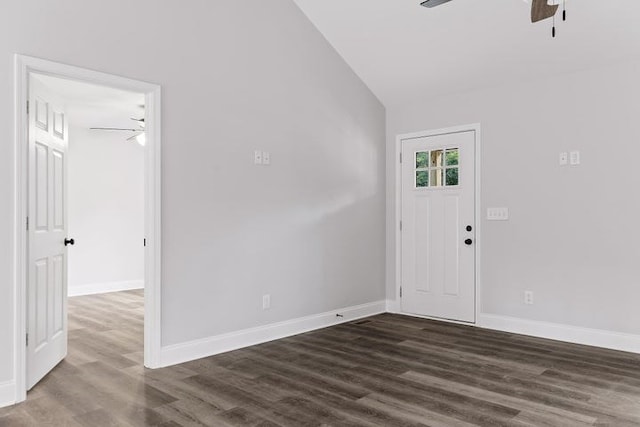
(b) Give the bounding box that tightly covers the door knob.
[466,225,473,232]
[464,238,473,246]
[64,238,75,246]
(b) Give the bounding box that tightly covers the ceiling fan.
[420,0,565,26]
[90,117,146,146]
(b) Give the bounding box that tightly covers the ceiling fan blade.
[531,0,559,23]
[420,0,454,8]
[131,117,146,129]
[90,127,139,132]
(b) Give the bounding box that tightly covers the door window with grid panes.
[415,148,459,188]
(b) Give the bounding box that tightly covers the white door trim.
[13,54,162,404]
[394,123,481,323]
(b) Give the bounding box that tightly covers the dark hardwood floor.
[2,290,640,426]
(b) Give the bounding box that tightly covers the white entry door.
[401,130,476,323]
[27,75,69,389]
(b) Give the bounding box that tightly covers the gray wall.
[68,126,145,294]
[0,0,386,384]
[387,59,640,334]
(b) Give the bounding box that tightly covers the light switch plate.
[487,207,509,221]
[524,291,534,305]
[254,150,263,165]
[570,151,580,165]
[262,151,270,165]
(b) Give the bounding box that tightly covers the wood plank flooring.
[2,290,640,426]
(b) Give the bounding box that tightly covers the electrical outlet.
[254,150,263,165]
[262,294,271,310]
[524,291,534,305]
[262,151,270,165]
[559,152,568,166]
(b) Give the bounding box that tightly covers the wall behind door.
[68,126,145,296]
[387,59,640,336]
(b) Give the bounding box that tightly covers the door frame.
[394,123,481,324]
[13,54,163,403]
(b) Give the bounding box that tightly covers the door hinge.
[144,238,146,247]
[400,287,403,298]
[399,220,402,231]
[26,100,30,115]
[400,152,403,163]
[26,216,29,231]
[26,333,29,346]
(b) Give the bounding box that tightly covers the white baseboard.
[478,313,640,354]
[159,300,387,368]
[68,280,144,297]
[0,380,16,409]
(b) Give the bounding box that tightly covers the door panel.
[414,197,430,292]
[52,254,65,336]
[35,99,48,130]
[52,111,65,139]
[443,195,460,296]
[34,259,48,349]
[52,150,65,230]
[35,143,49,230]
[401,131,475,323]
[27,75,69,390]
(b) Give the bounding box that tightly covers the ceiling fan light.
[136,133,147,147]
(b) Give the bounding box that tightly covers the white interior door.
[401,130,476,323]
[27,75,69,390]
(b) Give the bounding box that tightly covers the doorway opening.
[14,55,162,404]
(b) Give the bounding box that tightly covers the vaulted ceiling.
[293,0,640,108]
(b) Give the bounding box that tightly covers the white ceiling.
[33,74,144,130]
[293,0,640,108]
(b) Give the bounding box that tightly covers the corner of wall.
[385,299,400,314]
[0,380,16,409]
